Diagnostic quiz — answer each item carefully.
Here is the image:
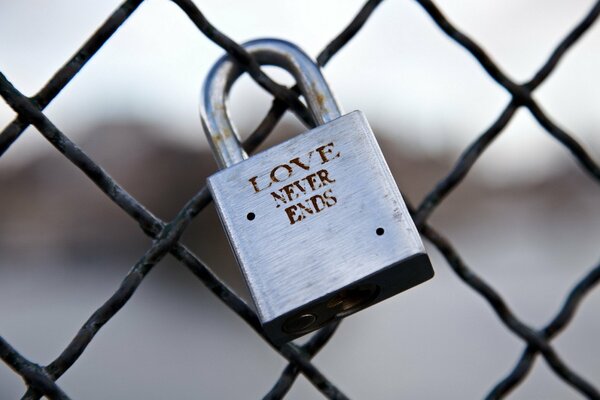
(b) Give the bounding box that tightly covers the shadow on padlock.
[200,38,434,344]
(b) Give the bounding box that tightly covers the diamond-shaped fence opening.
[0,1,599,399]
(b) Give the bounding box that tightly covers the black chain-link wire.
[0,0,599,399]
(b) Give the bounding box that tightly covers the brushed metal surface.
[208,111,433,342]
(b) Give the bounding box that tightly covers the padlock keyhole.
[282,284,380,335]
[326,284,379,317]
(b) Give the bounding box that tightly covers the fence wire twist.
[0,0,599,399]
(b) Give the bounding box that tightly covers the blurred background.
[0,0,599,398]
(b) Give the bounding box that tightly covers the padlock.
[201,38,434,344]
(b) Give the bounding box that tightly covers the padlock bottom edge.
[263,252,434,345]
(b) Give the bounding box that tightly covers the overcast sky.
[0,0,599,181]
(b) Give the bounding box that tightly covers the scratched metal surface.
[201,38,342,169]
[208,111,428,323]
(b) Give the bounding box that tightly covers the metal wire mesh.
[0,0,599,399]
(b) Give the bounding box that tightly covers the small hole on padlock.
[326,284,379,318]
[247,212,256,221]
[282,313,317,334]
[376,227,385,236]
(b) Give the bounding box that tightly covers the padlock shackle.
[200,38,342,169]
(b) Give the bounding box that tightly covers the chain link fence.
[0,0,599,399]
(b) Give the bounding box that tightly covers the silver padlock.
[201,38,434,344]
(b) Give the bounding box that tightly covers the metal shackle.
[200,38,342,169]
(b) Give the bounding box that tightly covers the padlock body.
[208,111,433,343]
